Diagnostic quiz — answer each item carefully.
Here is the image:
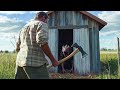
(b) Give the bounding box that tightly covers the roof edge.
[46,11,107,28]
[80,11,107,26]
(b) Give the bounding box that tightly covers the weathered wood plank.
[48,29,58,73]
[49,25,88,29]
[91,21,96,73]
[73,28,90,75]
[93,21,99,73]
[48,11,85,27]
[89,27,93,72]
[59,11,65,26]
[73,29,81,74]
[89,20,100,73]
[95,22,100,73]
[89,20,95,73]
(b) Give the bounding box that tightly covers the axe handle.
[47,48,79,69]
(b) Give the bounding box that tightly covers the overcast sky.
[0,11,119,51]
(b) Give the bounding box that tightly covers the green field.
[0,51,119,79]
[99,52,118,79]
[0,53,16,79]
[100,51,117,54]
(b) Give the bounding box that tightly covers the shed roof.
[46,11,107,29]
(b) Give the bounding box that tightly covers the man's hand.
[16,48,20,53]
[51,59,59,67]
[16,42,20,53]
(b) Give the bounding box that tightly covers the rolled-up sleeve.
[36,22,48,46]
[16,30,21,52]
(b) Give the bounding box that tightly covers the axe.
[47,43,88,69]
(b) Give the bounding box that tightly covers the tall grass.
[0,52,119,79]
[0,53,16,79]
[98,53,118,79]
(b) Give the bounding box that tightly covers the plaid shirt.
[16,20,49,67]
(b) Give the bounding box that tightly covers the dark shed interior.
[58,29,74,73]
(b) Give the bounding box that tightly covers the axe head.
[71,43,88,58]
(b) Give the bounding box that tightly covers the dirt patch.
[49,73,95,79]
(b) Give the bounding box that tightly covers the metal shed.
[46,11,107,75]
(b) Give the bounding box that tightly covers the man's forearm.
[16,42,20,53]
[41,42,56,62]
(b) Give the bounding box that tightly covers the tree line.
[100,48,117,51]
[0,50,16,53]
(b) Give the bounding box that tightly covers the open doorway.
[58,29,74,73]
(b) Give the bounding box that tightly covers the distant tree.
[101,48,107,51]
[107,49,116,51]
[4,50,9,53]
[108,49,112,51]
[0,50,3,53]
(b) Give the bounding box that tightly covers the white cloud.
[0,15,23,23]
[0,11,36,15]
[99,30,119,36]
[0,15,26,33]
[100,38,117,44]
[98,11,120,23]
[35,11,47,13]
[0,11,47,15]
[0,43,15,51]
[96,11,120,49]
[0,13,33,51]
[98,11,120,32]
[0,32,19,51]
[0,25,19,32]
[100,37,117,49]
[0,32,19,40]
[0,14,25,51]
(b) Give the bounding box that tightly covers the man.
[15,11,59,79]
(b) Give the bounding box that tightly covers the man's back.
[16,20,49,67]
[20,20,41,50]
